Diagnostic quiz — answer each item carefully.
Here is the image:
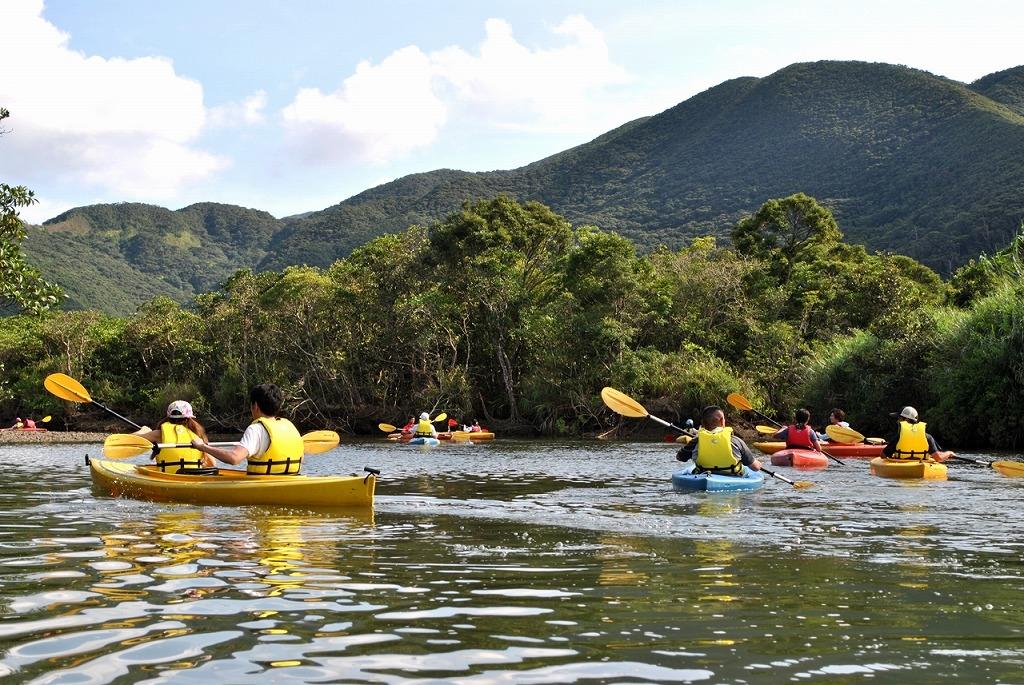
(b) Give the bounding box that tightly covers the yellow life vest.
[416,418,434,436]
[894,421,930,460]
[695,427,742,474]
[156,423,205,473]
[247,417,303,475]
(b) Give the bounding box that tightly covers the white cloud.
[280,15,631,164]
[209,91,268,128]
[282,46,447,164]
[0,0,226,198]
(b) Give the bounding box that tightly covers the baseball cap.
[889,406,918,421]
[420,412,429,420]
[167,400,195,418]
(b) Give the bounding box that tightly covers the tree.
[1,108,63,314]
[731,193,842,284]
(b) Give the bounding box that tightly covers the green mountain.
[971,66,1024,116]
[25,202,285,313]
[24,60,1024,313]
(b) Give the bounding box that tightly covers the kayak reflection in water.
[883,406,957,462]
[676,405,762,476]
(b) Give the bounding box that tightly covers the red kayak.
[770,448,829,468]
[754,441,885,457]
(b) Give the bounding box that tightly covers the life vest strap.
[247,456,302,475]
[156,458,205,472]
[694,463,744,476]
[893,450,929,460]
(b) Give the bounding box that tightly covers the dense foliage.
[21,61,1024,314]
[8,194,1015,451]
[0,108,63,315]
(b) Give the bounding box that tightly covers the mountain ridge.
[23,59,1024,314]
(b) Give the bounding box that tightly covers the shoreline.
[0,429,107,445]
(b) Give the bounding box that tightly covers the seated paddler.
[882,406,956,462]
[192,383,305,475]
[676,405,762,475]
[136,401,215,473]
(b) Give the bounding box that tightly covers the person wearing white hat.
[135,400,214,472]
[414,411,438,439]
[882,406,957,462]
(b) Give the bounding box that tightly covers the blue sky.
[1,0,1021,223]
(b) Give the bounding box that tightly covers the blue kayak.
[407,437,440,446]
[671,462,765,492]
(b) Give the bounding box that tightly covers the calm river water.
[0,439,1022,684]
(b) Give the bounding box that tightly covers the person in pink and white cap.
[136,400,214,472]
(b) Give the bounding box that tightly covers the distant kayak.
[671,463,765,492]
[406,437,440,446]
[440,431,495,441]
[754,441,885,457]
[870,457,948,480]
[770,448,828,468]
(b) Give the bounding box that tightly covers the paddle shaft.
[949,454,989,466]
[646,413,690,434]
[760,466,796,486]
[92,401,143,430]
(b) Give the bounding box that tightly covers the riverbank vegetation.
[2,194,1022,448]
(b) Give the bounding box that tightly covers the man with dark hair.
[192,383,305,475]
[676,405,762,475]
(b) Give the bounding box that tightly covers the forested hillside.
[23,60,1024,312]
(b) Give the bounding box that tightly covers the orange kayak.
[770,448,828,468]
[754,441,885,457]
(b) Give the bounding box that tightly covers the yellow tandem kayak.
[88,457,377,508]
[869,457,948,480]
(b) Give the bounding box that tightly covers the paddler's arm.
[927,434,956,462]
[734,437,762,471]
[675,438,697,462]
[192,439,248,465]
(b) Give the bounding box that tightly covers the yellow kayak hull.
[869,457,948,480]
[88,458,376,508]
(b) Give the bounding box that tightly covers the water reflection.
[0,442,1023,683]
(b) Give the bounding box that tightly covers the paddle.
[993,461,1024,477]
[826,424,862,444]
[756,424,780,435]
[379,412,448,434]
[41,416,52,423]
[600,387,691,433]
[727,392,845,466]
[601,387,812,489]
[104,430,341,459]
[43,373,142,429]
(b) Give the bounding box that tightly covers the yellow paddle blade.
[756,425,778,435]
[432,412,447,423]
[993,461,1024,477]
[826,424,864,444]
[302,430,340,454]
[793,480,815,489]
[725,392,753,411]
[451,431,473,441]
[600,387,649,419]
[44,373,92,403]
[103,433,153,459]
[41,416,52,423]
[378,423,397,433]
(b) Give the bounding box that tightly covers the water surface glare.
[1,440,1023,683]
